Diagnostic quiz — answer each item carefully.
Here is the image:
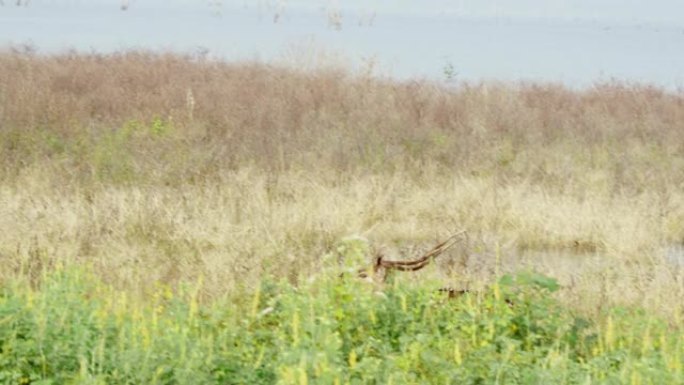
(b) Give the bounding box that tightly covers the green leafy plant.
[0,269,681,384]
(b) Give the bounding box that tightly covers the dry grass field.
[2,50,684,311]
[2,49,684,383]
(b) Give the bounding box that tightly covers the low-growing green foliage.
[1,269,682,384]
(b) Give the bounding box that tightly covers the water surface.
[2,1,683,88]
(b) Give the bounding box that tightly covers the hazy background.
[1,0,683,88]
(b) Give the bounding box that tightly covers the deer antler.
[363,230,467,281]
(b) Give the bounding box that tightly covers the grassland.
[1,50,684,383]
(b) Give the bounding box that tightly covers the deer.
[356,230,469,297]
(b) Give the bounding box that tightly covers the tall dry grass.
[1,50,684,317]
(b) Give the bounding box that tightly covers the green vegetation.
[2,269,682,384]
[1,50,684,383]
